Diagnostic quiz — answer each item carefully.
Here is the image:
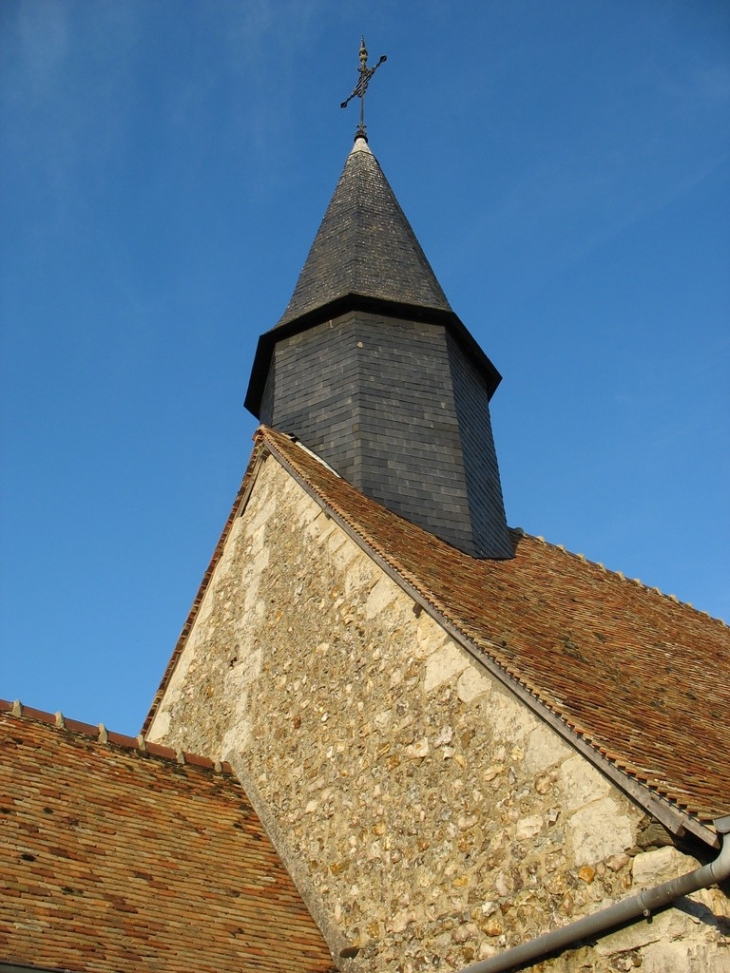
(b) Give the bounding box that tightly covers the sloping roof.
[0,700,336,973]
[276,138,452,328]
[145,427,730,845]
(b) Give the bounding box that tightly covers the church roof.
[0,700,336,973]
[145,427,730,846]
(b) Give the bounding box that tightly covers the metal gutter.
[459,814,730,973]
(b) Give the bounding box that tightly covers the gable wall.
[147,455,729,972]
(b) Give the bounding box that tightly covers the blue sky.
[1,1,728,734]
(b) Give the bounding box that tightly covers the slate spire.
[246,139,513,560]
[278,138,452,327]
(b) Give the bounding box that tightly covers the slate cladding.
[248,138,512,559]
[0,700,336,973]
[261,311,511,557]
[275,138,452,325]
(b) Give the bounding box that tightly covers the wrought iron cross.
[340,37,387,141]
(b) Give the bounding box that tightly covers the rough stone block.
[423,642,470,694]
[365,575,402,619]
[560,754,611,811]
[523,723,571,774]
[645,940,730,973]
[304,510,336,544]
[515,814,544,841]
[330,535,360,571]
[414,613,449,659]
[632,846,700,888]
[598,905,726,966]
[456,665,492,703]
[483,683,534,742]
[295,492,320,524]
[568,797,634,864]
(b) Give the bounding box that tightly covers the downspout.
[460,814,730,973]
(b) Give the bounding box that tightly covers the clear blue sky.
[2,1,728,734]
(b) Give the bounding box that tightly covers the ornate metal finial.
[340,36,387,142]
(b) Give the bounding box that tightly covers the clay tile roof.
[0,700,336,973]
[258,428,730,835]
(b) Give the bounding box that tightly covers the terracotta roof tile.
[0,700,336,973]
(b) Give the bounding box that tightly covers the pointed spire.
[246,138,502,418]
[276,139,452,330]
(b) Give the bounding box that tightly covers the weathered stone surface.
[423,642,470,694]
[456,665,491,704]
[642,940,730,973]
[365,575,401,619]
[560,754,611,811]
[632,845,699,887]
[523,723,571,774]
[148,454,729,972]
[599,906,730,970]
[568,797,634,865]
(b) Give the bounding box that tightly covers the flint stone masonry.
[147,453,730,972]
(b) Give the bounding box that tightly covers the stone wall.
[147,453,730,972]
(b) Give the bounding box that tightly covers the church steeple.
[245,138,513,560]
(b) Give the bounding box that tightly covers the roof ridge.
[525,531,728,628]
[0,699,234,775]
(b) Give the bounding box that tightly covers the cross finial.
[340,36,387,142]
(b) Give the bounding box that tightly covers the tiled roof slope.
[275,138,452,328]
[255,429,729,833]
[143,427,729,837]
[0,701,336,973]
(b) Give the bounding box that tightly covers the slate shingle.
[276,138,452,326]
